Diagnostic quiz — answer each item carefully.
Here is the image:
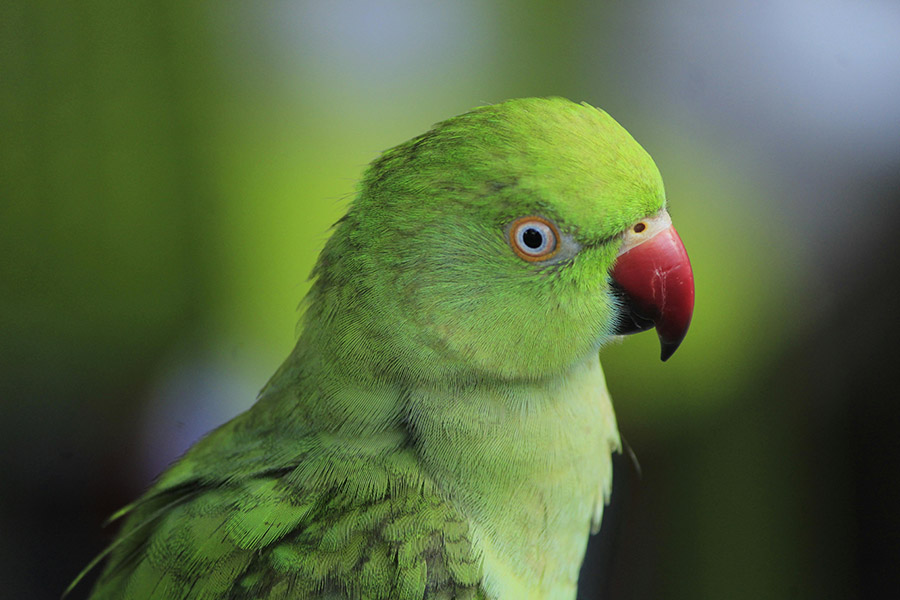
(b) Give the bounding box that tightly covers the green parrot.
[77,97,693,600]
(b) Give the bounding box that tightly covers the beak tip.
[659,341,679,362]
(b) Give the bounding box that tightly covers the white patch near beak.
[616,209,673,257]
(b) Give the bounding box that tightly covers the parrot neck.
[407,354,621,600]
[284,308,620,599]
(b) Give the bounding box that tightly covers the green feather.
[80,97,668,599]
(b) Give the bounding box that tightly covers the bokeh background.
[3,1,900,598]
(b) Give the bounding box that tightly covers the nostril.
[633,223,646,233]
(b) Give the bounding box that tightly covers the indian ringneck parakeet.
[79,97,694,600]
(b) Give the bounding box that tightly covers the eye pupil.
[522,228,544,249]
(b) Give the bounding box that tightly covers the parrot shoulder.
[88,444,487,600]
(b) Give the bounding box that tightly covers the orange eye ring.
[509,216,560,262]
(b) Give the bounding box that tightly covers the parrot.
[75,97,694,600]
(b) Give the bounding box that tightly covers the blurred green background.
[3,1,899,598]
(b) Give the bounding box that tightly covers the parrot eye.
[509,216,560,262]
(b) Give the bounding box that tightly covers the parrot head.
[307,97,693,382]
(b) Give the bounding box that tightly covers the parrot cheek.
[610,224,694,361]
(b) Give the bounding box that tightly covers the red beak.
[610,225,694,361]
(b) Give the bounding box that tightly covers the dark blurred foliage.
[2,2,899,599]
